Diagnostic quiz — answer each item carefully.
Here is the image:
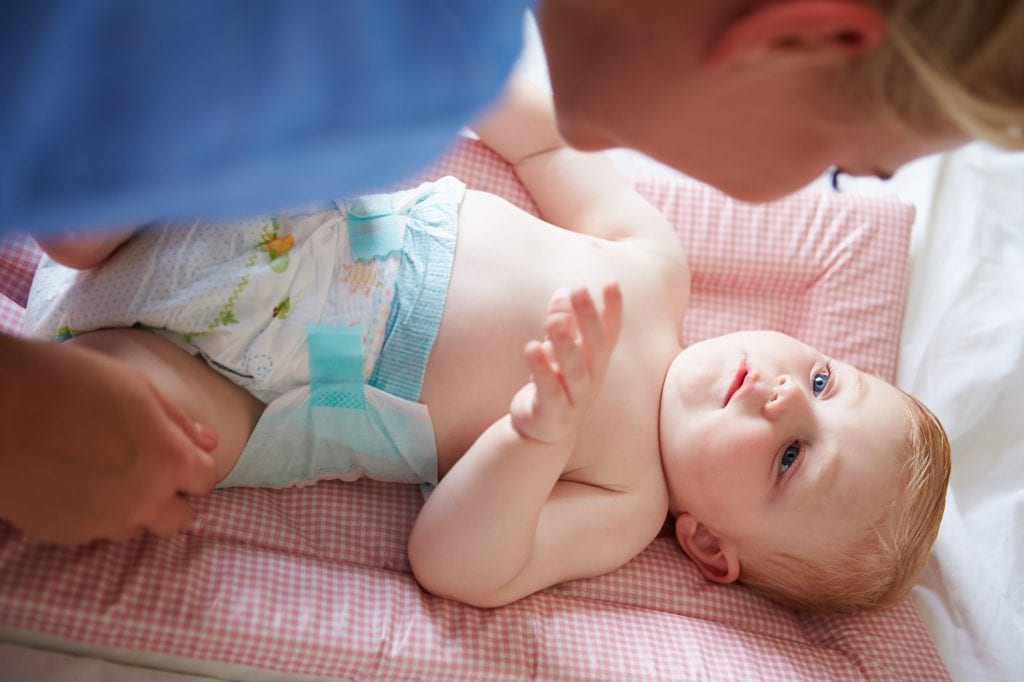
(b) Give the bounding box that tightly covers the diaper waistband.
[368,175,463,401]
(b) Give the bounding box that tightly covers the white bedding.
[895,143,1024,682]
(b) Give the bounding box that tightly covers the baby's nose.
[764,375,799,418]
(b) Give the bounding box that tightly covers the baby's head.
[658,331,951,613]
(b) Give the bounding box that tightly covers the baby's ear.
[675,513,741,584]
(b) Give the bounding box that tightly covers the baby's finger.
[540,339,559,374]
[547,287,573,315]
[525,340,565,404]
[600,281,624,349]
[546,288,579,339]
[546,317,587,402]
[570,287,604,363]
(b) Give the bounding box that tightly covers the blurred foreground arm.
[0,334,219,544]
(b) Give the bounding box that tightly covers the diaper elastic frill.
[25,176,466,488]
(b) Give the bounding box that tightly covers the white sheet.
[895,144,1024,682]
[814,142,1024,681]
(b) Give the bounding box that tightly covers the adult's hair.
[853,0,1024,149]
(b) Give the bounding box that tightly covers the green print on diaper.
[55,325,83,342]
[184,218,296,343]
[259,218,295,273]
[273,297,292,320]
[214,258,253,328]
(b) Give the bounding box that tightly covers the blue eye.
[779,443,800,476]
[812,362,833,397]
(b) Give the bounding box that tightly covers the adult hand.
[0,334,219,544]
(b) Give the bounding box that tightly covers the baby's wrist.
[509,415,580,449]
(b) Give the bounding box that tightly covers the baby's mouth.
[723,359,748,407]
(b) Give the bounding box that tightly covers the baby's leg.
[35,225,138,269]
[66,328,265,482]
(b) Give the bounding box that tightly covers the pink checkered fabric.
[0,293,24,335]
[0,139,945,681]
[649,178,911,381]
[0,234,39,334]
[0,233,40,308]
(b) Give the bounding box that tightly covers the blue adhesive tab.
[346,195,405,260]
[307,324,366,408]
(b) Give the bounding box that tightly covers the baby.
[27,78,950,613]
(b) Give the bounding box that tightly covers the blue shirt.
[1,0,531,234]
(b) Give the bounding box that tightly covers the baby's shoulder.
[609,226,689,289]
[606,239,689,343]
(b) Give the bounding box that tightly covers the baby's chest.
[562,393,663,489]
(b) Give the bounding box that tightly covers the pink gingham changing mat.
[0,139,948,681]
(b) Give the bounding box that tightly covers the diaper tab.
[346,194,405,260]
[307,323,366,408]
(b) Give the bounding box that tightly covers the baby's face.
[658,331,909,562]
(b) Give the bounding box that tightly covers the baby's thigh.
[65,328,265,482]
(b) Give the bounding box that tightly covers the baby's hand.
[510,282,623,444]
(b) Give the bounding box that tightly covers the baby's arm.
[471,75,676,249]
[408,283,657,607]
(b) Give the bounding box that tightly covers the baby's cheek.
[712,432,769,472]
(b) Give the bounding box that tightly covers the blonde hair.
[738,388,952,613]
[851,0,1024,149]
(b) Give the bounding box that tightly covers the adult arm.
[0,334,219,544]
[1,0,529,234]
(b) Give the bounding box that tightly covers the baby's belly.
[420,190,620,474]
